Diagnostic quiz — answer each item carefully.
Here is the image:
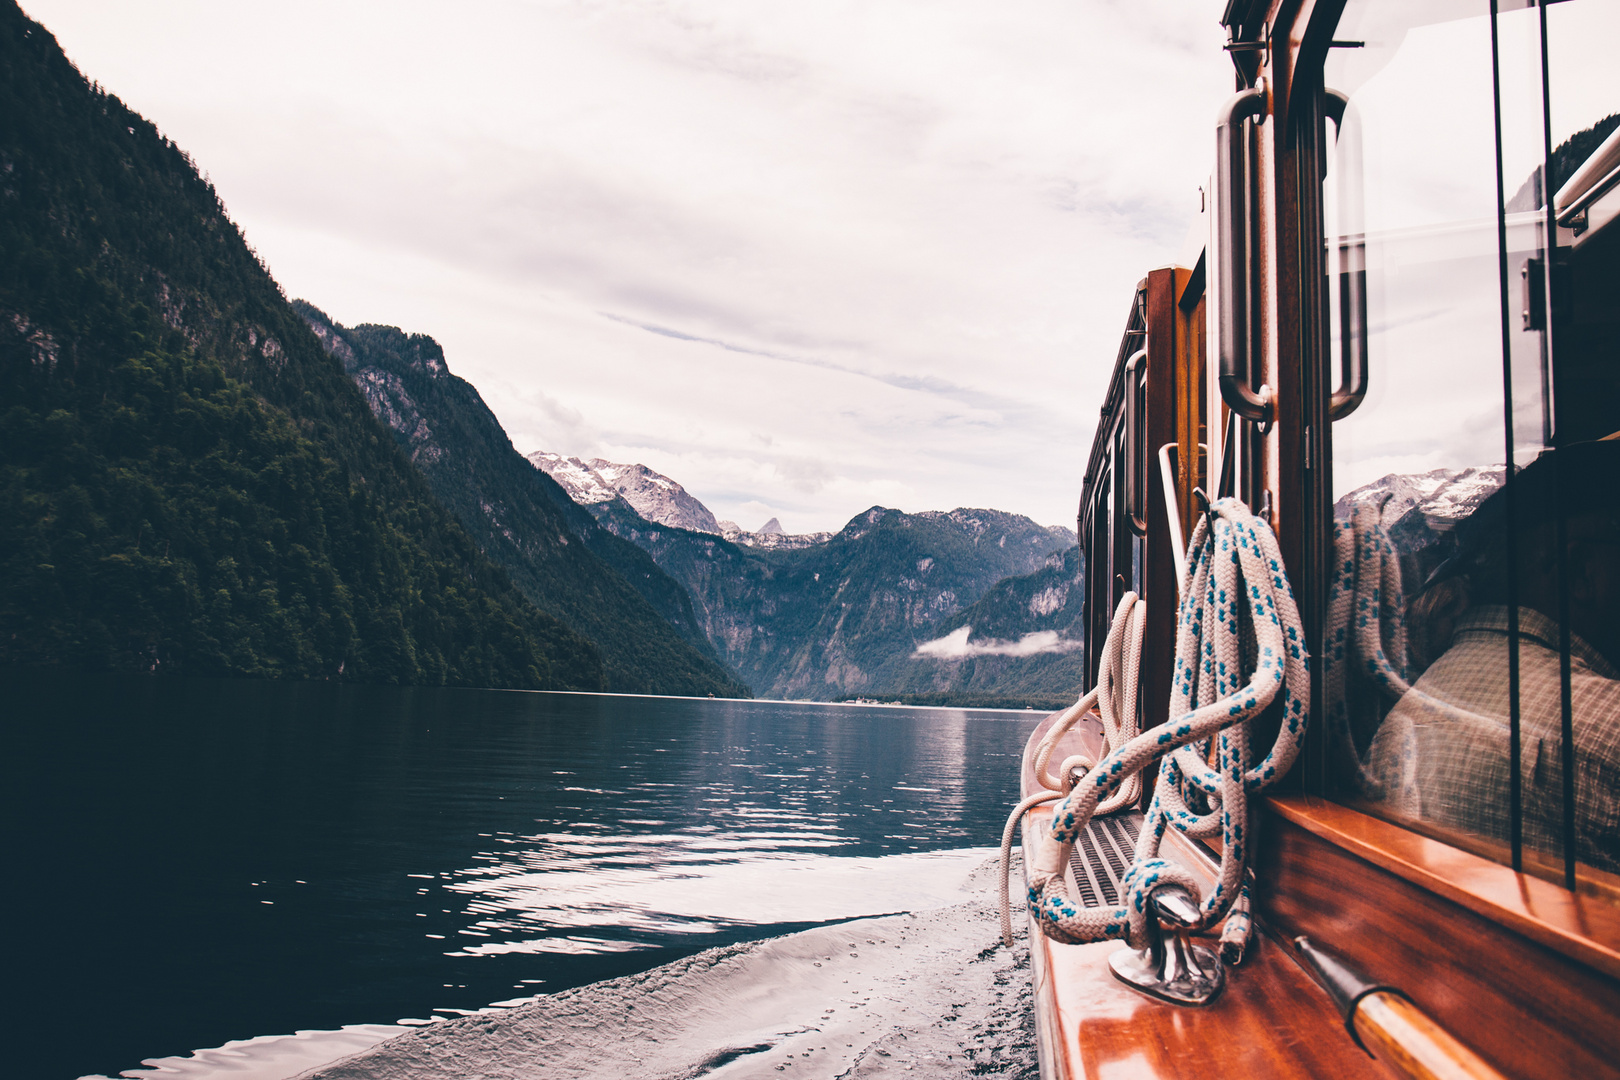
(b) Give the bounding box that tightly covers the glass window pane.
[1324,0,1620,883]
[1321,2,1526,862]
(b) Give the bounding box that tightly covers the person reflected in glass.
[1367,439,1620,874]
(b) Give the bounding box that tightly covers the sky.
[23,0,1235,533]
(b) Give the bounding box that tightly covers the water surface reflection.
[0,676,1033,1079]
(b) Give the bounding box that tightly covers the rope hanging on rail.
[1012,496,1308,959]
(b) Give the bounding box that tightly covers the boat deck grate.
[1069,810,1144,907]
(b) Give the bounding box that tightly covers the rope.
[1324,500,1411,799]
[1009,497,1308,958]
[999,593,1146,946]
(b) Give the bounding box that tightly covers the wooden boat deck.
[1018,710,1384,1079]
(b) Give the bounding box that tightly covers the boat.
[1007,2,1620,1077]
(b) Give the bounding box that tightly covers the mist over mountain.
[885,545,1086,708]
[296,306,749,698]
[0,5,601,689]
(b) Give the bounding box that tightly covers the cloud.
[913,625,1081,659]
[26,0,1235,533]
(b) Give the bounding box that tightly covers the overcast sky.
[25,0,1233,533]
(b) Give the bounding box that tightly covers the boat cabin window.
[1081,296,1150,689]
[1320,0,1619,887]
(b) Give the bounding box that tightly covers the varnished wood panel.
[1265,797,1620,975]
[1141,268,1183,808]
[1256,800,1620,1080]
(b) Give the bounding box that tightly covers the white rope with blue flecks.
[1018,497,1308,960]
[1324,500,1412,800]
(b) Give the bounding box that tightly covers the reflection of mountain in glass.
[1506,113,1620,213]
[1334,465,1505,587]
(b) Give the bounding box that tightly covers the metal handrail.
[1123,350,1149,537]
[1323,88,1368,421]
[1215,81,1271,425]
[1554,123,1620,226]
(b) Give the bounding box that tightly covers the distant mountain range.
[882,545,1085,707]
[532,453,834,549]
[529,453,724,535]
[528,453,1085,704]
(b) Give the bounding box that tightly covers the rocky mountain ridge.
[532,451,839,549]
[296,306,749,698]
[718,519,834,550]
[584,494,1078,700]
[530,453,724,535]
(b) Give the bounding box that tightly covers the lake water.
[0,675,1037,1080]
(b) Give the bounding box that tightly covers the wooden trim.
[1269,0,1346,141]
[1019,716,1387,1080]
[1355,993,1509,1080]
[1142,268,1180,735]
[1265,795,1620,978]
[1256,798,1620,1080]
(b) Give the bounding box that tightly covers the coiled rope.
[1000,497,1308,961]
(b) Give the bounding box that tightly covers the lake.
[0,675,1037,1080]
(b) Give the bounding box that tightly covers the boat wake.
[87,852,1037,1080]
[303,856,1036,1080]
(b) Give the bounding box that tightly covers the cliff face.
[885,545,1087,708]
[0,4,600,690]
[296,306,750,699]
[589,498,1075,700]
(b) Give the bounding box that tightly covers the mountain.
[531,453,723,535]
[881,545,1087,709]
[1335,464,1506,612]
[588,497,1076,700]
[532,451,836,550]
[0,4,600,689]
[295,307,749,699]
[718,519,834,550]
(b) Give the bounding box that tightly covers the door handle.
[1124,350,1148,537]
[1323,88,1368,421]
[1215,83,1271,425]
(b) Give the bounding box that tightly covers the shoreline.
[532,689,1056,714]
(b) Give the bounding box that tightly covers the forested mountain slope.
[0,4,599,689]
[296,305,747,697]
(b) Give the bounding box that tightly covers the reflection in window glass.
[1322,0,1620,881]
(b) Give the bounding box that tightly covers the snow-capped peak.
[528,452,619,505]
[528,452,721,535]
